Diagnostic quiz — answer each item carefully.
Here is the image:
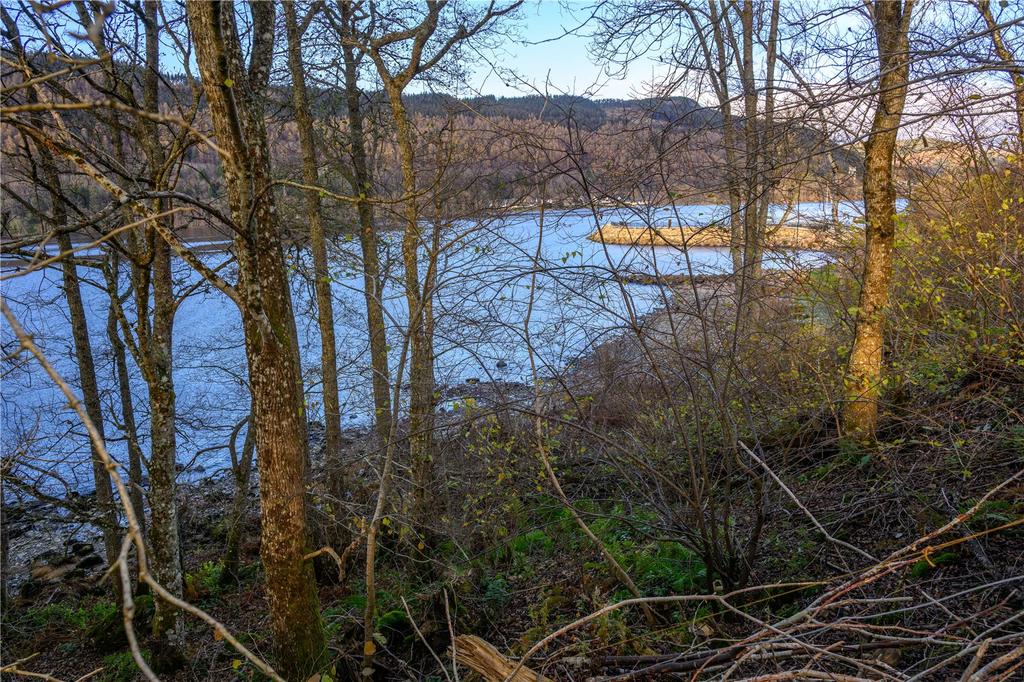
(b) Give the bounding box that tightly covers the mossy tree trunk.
[186,1,326,677]
[142,4,184,664]
[103,253,147,540]
[386,85,437,534]
[55,228,122,597]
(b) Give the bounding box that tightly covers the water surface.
[1,202,845,490]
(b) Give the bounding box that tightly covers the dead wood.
[451,635,553,682]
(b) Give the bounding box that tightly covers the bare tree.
[283,0,346,485]
[843,0,917,440]
[185,1,326,676]
[592,0,785,282]
[973,0,1024,154]
[324,0,394,448]
[61,0,190,662]
[0,4,122,606]
[103,251,146,541]
[341,0,522,539]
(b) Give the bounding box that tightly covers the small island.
[589,222,849,250]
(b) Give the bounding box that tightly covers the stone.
[30,557,76,583]
[75,554,104,570]
[19,578,44,599]
[69,541,94,557]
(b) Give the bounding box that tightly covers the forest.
[0,1,1022,681]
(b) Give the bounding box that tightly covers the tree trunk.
[186,2,325,677]
[136,3,184,665]
[104,253,146,540]
[146,230,185,665]
[340,13,393,447]
[752,0,780,272]
[975,0,1024,156]
[385,86,436,535]
[223,417,255,582]
[738,0,764,282]
[284,1,345,484]
[4,4,124,597]
[52,197,122,604]
[1,500,9,610]
[843,0,916,440]
[704,1,743,272]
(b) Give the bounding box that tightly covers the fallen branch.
[452,635,553,682]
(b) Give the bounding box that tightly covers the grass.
[25,599,118,633]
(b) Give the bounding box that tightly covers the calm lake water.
[1,203,849,491]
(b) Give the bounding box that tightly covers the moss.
[910,550,959,579]
[100,649,150,682]
[186,560,225,601]
[23,598,141,654]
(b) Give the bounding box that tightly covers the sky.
[459,1,670,100]
[2,0,674,100]
[14,0,1023,119]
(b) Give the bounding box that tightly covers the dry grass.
[590,223,846,250]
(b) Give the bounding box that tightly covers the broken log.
[451,634,553,682]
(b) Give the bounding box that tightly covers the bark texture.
[843,0,916,440]
[283,0,344,479]
[223,416,254,582]
[136,3,184,662]
[104,253,146,540]
[56,229,122,591]
[338,7,393,447]
[186,2,325,677]
[145,229,184,662]
[387,85,437,532]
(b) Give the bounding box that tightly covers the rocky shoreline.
[1,278,736,604]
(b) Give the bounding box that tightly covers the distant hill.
[295,89,723,129]
[399,93,724,130]
[293,88,861,180]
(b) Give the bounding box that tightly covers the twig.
[402,596,453,682]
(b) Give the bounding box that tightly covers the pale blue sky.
[463,0,668,100]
